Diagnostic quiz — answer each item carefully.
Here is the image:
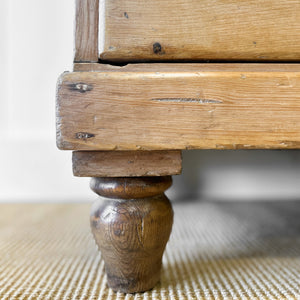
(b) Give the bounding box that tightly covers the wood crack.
[151,98,223,104]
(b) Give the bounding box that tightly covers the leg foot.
[90,177,173,293]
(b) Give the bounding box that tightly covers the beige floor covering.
[1,200,300,300]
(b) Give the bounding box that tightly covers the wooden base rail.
[57,63,300,151]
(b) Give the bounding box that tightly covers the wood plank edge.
[74,0,99,62]
[72,150,182,177]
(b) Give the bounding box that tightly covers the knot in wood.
[90,176,172,199]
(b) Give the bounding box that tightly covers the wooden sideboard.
[56,0,300,293]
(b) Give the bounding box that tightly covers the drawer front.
[99,0,300,62]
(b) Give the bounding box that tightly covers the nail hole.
[153,42,162,54]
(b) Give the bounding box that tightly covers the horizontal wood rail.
[57,63,300,150]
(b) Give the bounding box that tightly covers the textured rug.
[1,200,300,299]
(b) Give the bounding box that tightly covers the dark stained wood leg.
[90,176,173,293]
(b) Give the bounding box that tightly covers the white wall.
[1,1,300,202]
[0,0,94,202]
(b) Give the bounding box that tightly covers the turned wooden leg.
[70,151,181,292]
[90,176,173,293]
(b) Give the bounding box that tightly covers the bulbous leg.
[90,177,173,293]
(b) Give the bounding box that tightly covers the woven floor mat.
[1,200,300,300]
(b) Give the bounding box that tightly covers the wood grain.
[90,177,173,293]
[75,0,99,62]
[73,151,182,177]
[100,0,300,62]
[57,63,300,150]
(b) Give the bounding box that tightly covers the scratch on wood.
[141,218,144,240]
[151,98,222,104]
[93,115,97,124]
[280,141,300,147]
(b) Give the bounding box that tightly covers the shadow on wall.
[166,150,300,202]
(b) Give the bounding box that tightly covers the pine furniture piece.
[56,0,300,293]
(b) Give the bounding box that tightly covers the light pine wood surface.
[57,63,300,150]
[99,0,300,62]
[72,151,182,177]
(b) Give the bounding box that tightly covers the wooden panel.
[57,63,300,150]
[75,0,99,62]
[100,0,300,62]
[72,151,182,176]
